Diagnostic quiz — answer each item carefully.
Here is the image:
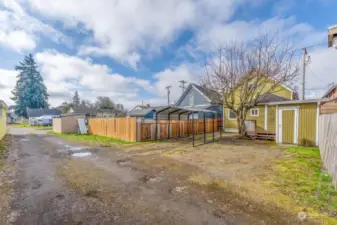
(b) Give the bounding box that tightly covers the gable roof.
[128,106,167,117]
[256,93,290,104]
[130,105,150,112]
[27,108,61,117]
[192,84,222,104]
[175,83,222,106]
[322,84,337,98]
[72,106,98,114]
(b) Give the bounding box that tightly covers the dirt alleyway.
[4,128,312,225]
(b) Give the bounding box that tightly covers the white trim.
[225,128,239,133]
[276,105,279,143]
[268,99,328,105]
[277,106,299,144]
[316,102,319,146]
[264,105,268,131]
[228,109,237,120]
[250,108,259,117]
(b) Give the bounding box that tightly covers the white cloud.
[0,0,70,52]
[24,0,250,68]
[194,17,326,51]
[35,50,152,107]
[304,47,337,98]
[151,64,204,104]
[0,69,18,105]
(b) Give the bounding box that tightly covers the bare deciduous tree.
[201,33,299,137]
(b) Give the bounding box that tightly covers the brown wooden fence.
[140,119,219,141]
[87,118,220,142]
[318,113,337,187]
[88,118,137,142]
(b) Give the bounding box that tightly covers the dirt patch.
[122,139,329,224]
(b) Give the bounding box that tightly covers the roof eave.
[267,98,329,105]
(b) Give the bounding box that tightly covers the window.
[250,108,259,116]
[228,109,236,120]
[189,94,194,106]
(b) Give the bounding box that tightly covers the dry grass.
[130,139,337,224]
[57,159,115,202]
[184,145,337,225]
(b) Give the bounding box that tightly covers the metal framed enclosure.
[139,106,221,146]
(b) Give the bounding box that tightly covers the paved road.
[5,128,306,225]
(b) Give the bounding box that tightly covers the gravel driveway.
[4,128,308,225]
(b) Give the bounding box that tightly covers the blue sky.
[1,0,336,109]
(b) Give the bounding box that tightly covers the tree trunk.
[237,109,247,137]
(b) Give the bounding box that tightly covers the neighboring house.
[128,106,164,119]
[66,106,117,118]
[0,100,8,140]
[320,84,337,114]
[175,83,223,118]
[27,108,61,125]
[128,84,223,119]
[223,76,326,146]
[129,105,151,112]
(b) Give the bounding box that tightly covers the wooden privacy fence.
[88,118,220,142]
[318,113,337,187]
[88,118,137,142]
[140,119,219,141]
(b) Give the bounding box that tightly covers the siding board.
[298,103,317,146]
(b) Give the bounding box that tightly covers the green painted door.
[282,110,295,144]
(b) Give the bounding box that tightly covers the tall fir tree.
[11,54,49,117]
[72,91,80,108]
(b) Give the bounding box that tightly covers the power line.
[296,42,326,51]
[307,66,326,83]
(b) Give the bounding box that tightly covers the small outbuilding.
[53,113,85,134]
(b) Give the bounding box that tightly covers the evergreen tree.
[11,54,49,117]
[72,91,80,108]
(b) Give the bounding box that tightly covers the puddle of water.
[72,152,92,157]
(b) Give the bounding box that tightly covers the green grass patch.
[8,123,30,128]
[48,131,138,146]
[275,146,337,217]
[9,124,51,130]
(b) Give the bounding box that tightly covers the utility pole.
[179,80,187,93]
[302,48,307,100]
[166,85,172,105]
[302,48,310,100]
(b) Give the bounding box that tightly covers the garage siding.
[298,103,317,146]
[267,105,276,133]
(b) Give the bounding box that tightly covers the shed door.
[281,110,295,144]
